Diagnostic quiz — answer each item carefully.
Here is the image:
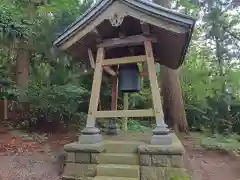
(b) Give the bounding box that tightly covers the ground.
[181,134,240,180]
[0,129,239,180]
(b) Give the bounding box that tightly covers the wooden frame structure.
[86,35,164,128]
[54,0,196,144]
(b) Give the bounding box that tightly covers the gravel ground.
[0,154,61,180]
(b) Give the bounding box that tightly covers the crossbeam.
[103,55,146,66]
[95,109,156,118]
[88,48,116,76]
[97,35,157,48]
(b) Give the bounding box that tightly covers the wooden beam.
[122,93,129,131]
[103,66,117,76]
[88,48,116,76]
[90,28,102,42]
[97,35,157,49]
[141,22,150,35]
[95,109,156,118]
[103,55,146,66]
[140,72,148,76]
[144,40,164,125]
[88,48,95,69]
[86,47,104,127]
[111,76,118,111]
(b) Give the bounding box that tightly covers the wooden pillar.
[111,76,118,111]
[122,93,129,131]
[86,47,104,127]
[107,71,120,135]
[80,48,104,144]
[144,41,164,123]
[144,41,171,145]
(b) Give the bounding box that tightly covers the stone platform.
[62,133,190,180]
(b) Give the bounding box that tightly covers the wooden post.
[79,47,105,144]
[144,40,171,145]
[122,93,129,131]
[111,76,118,111]
[86,47,104,128]
[144,41,164,123]
[107,70,120,135]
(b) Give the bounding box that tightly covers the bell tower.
[54,0,195,146]
[82,30,172,144]
[53,1,196,179]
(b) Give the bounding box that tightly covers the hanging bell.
[119,63,140,93]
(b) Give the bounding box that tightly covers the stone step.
[97,164,139,178]
[104,140,143,153]
[93,176,138,180]
[99,153,139,165]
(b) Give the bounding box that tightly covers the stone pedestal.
[151,122,172,145]
[62,142,105,180]
[79,127,103,144]
[138,134,190,180]
[106,119,120,135]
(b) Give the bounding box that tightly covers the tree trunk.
[153,0,188,132]
[160,66,188,132]
[15,2,37,93]
[16,42,29,90]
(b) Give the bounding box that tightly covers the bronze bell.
[119,63,140,93]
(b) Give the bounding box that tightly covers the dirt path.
[181,134,240,180]
[0,154,60,180]
[0,130,76,180]
[0,130,239,180]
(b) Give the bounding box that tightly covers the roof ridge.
[54,0,196,47]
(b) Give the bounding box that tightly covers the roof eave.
[53,0,196,49]
[53,0,112,47]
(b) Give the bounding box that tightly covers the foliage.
[0,0,239,135]
[197,132,240,153]
[25,82,89,121]
[124,120,152,133]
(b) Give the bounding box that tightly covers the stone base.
[138,134,185,155]
[151,124,172,145]
[140,166,190,180]
[79,127,102,144]
[63,163,97,179]
[151,134,172,145]
[64,142,105,153]
[78,134,103,144]
[106,119,120,136]
[106,127,120,135]
[138,133,189,180]
[62,142,105,179]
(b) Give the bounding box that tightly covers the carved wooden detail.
[108,12,126,27]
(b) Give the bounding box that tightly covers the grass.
[127,120,152,132]
[197,132,240,154]
[117,119,152,132]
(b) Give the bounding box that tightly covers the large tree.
[153,0,189,132]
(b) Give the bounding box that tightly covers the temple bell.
[119,63,140,93]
